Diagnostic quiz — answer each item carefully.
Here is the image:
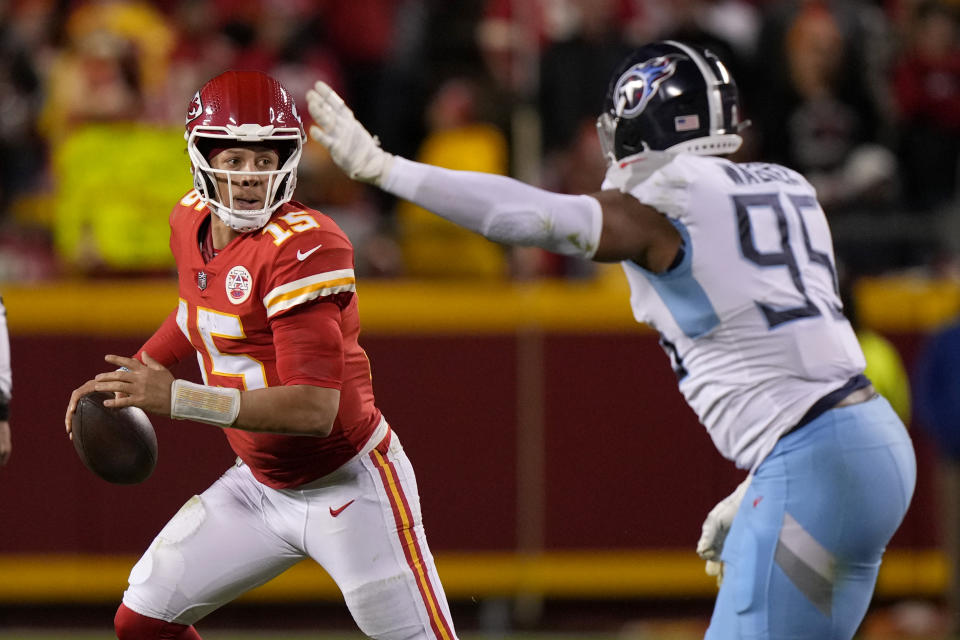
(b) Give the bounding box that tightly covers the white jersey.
[603,154,865,471]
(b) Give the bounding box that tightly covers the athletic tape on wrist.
[170,379,240,427]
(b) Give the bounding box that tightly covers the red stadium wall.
[0,330,940,556]
[0,276,950,601]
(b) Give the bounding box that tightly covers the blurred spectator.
[915,317,960,467]
[892,1,960,213]
[754,1,899,214]
[395,77,511,279]
[536,0,633,156]
[376,1,491,161]
[656,0,761,160]
[39,0,175,141]
[698,0,762,62]
[657,0,759,106]
[0,0,952,280]
[160,0,241,123]
[38,0,182,275]
[0,0,47,218]
[316,0,400,140]
[41,30,144,141]
[914,318,960,634]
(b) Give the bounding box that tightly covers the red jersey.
[145,190,382,488]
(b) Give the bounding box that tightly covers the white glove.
[696,475,751,586]
[306,81,394,186]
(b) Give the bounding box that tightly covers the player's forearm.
[382,156,602,258]
[235,385,339,436]
[170,380,339,436]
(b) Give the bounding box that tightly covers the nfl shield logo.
[197,270,207,291]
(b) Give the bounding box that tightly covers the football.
[72,391,158,484]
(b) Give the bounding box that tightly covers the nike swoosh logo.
[329,499,355,517]
[297,244,322,261]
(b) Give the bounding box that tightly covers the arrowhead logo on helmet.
[186,92,203,124]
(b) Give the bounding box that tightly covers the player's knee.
[345,573,454,640]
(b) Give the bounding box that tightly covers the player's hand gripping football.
[696,475,751,586]
[306,81,394,186]
[65,352,174,439]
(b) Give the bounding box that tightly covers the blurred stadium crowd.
[0,0,957,282]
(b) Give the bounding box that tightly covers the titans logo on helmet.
[614,54,687,118]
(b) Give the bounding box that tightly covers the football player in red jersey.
[64,70,458,640]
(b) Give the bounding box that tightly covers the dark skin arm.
[588,189,683,272]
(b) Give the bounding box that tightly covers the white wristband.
[170,379,241,427]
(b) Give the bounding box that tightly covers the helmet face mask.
[185,71,306,232]
[597,40,746,164]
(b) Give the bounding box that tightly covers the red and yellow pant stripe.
[370,447,455,640]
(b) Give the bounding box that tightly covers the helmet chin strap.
[666,133,743,156]
[212,203,270,233]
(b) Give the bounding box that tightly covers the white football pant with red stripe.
[121,419,457,639]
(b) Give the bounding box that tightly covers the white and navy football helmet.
[597,40,747,163]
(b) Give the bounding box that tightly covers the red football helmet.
[185,70,306,231]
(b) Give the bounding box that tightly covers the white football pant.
[121,420,457,639]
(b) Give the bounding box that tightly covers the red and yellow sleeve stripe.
[262,269,356,318]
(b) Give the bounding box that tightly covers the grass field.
[0,633,954,640]
[0,600,953,639]
[0,624,955,640]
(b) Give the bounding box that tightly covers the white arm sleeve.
[383,156,602,258]
[0,298,11,399]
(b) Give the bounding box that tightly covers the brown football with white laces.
[72,391,158,484]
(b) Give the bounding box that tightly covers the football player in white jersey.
[306,40,916,639]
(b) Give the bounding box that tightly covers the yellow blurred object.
[397,123,510,279]
[9,192,56,229]
[857,328,912,423]
[857,275,960,332]
[52,123,187,273]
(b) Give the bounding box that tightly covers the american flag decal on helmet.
[675,114,700,131]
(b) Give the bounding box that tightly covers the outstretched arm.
[307,82,680,272]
